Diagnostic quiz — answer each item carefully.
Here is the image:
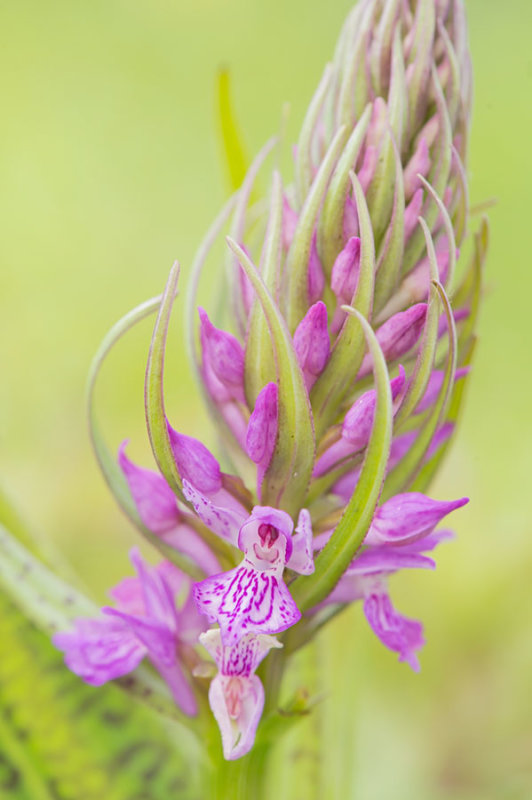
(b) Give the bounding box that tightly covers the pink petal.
[209,673,265,760]
[246,382,279,493]
[167,424,222,494]
[287,509,315,575]
[342,365,406,448]
[198,308,245,403]
[414,367,469,414]
[359,304,428,376]
[363,587,425,671]
[182,479,244,547]
[331,236,361,305]
[293,301,330,390]
[200,629,282,676]
[366,493,469,546]
[53,616,146,686]
[118,442,180,534]
[194,563,301,647]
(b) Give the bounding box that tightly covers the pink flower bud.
[331,236,361,305]
[293,301,330,390]
[366,493,469,546]
[359,304,428,376]
[167,423,222,494]
[199,308,245,403]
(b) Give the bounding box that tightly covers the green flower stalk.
[1,0,487,792]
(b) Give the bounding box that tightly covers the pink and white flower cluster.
[55,0,478,761]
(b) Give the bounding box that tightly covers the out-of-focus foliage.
[1,0,531,797]
[0,522,201,799]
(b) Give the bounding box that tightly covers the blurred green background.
[1,0,531,797]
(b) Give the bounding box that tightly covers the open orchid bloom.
[52,0,482,764]
[318,530,455,671]
[54,549,204,715]
[200,630,282,760]
[187,487,314,646]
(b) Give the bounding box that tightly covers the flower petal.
[198,307,245,402]
[359,304,427,376]
[200,629,282,676]
[293,301,330,389]
[118,441,180,534]
[246,382,279,492]
[363,587,425,671]
[167,424,222,494]
[53,616,146,686]
[209,673,265,760]
[194,563,301,646]
[287,509,315,575]
[366,492,468,545]
[182,479,243,547]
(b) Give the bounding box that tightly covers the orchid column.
[55,0,485,793]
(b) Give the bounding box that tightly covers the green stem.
[210,741,271,800]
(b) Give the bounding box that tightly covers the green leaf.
[369,0,403,99]
[291,307,393,613]
[0,588,201,800]
[217,67,248,192]
[226,237,315,517]
[311,172,376,439]
[0,522,198,729]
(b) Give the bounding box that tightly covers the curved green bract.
[403,65,452,275]
[295,64,333,208]
[145,263,184,500]
[412,336,476,493]
[225,137,279,336]
[245,171,283,404]
[287,125,348,332]
[317,104,372,276]
[373,138,405,314]
[292,308,393,613]
[311,172,376,439]
[87,290,204,579]
[226,237,315,518]
[406,0,436,138]
[382,279,457,500]
[418,174,457,289]
[394,217,440,427]
[87,294,161,525]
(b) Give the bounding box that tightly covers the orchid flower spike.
[64,0,483,763]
